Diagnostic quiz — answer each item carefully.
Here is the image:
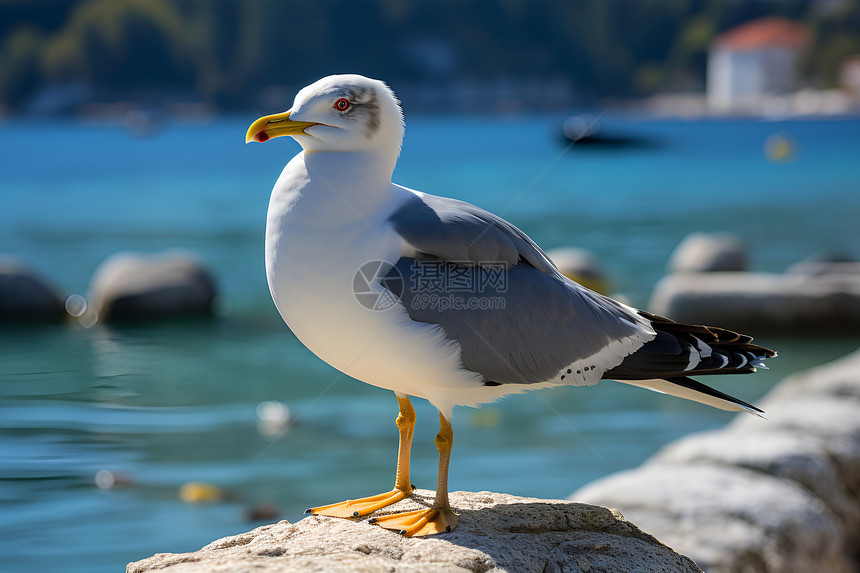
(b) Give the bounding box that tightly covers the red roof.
[715,18,808,50]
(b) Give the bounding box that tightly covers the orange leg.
[370,410,459,536]
[305,393,415,518]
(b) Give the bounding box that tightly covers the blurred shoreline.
[2,81,859,129]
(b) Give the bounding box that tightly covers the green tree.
[0,26,44,105]
[39,0,196,90]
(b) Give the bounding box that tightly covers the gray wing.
[384,194,655,385]
[389,193,556,273]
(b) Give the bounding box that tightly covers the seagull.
[246,74,776,537]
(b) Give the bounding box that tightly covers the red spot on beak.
[257,131,270,143]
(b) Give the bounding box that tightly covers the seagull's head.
[246,74,404,158]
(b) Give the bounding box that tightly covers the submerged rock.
[648,271,860,333]
[653,237,860,333]
[88,251,217,323]
[785,260,860,277]
[572,348,860,573]
[667,232,748,274]
[0,256,65,324]
[127,490,702,572]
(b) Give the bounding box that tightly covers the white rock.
[667,232,747,273]
[748,347,860,404]
[648,272,860,333]
[731,351,860,509]
[784,250,857,276]
[655,427,859,542]
[571,348,860,573]
[785,261,860,277]
[87,251,216,323]
[574,463,845,573]
[126,490,702,573]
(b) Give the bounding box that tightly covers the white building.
[707,18,808,113]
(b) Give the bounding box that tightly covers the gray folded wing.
[389,193,556,273]
[384,193,654,385]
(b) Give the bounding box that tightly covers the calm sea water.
[1,114,859,572]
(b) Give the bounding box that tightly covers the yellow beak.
[245,111,318,143]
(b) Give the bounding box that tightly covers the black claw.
[304,508,313,514]
[411,484,416,490]
[368,517,377,524]
[352,511,359,517]
[446,525,451,532]
[398,530,407,535]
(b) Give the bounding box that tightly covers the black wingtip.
[667,376,764,414]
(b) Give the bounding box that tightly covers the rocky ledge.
[573,347,860,573]
[127,490,701,572]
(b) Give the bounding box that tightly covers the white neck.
[266,150,406,234]
[305,149,394,179]
[302,151,397,209]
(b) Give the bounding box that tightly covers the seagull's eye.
[334,98,351,112]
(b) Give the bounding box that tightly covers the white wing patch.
[553,320,656,387]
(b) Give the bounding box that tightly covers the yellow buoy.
[179,481,223,504]
[545,247,610,295]
[765,133,795,162]
[471,408,502,428]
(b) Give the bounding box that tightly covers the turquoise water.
[1,114,859,571]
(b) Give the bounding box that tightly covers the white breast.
[264,153,484,414]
